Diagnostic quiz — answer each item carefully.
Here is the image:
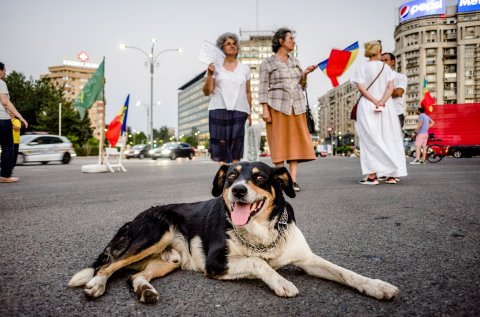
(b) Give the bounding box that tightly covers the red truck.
[429,103,480,158]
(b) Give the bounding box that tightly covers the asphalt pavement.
[1,155,479,316]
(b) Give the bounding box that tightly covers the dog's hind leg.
[127,251,181,304]
[218,256,299,297]
[83,231,174,299]
[295,254,399,300]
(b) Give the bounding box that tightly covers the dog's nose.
[231,185,248,198]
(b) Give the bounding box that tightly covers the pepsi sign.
[458,0,480,13]
[399,0,446,22]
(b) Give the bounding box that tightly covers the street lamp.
[120,39,182,145]
[136,100,161,142]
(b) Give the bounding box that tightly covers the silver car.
[17,134,77,165]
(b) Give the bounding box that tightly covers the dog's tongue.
[231,202,252,226]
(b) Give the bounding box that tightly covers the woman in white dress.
[351,40,407,185]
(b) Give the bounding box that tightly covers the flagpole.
[81,57,108,173]
[98,113,103,165]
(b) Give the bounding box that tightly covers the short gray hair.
[272,28,292,53]
[216,32,240,52]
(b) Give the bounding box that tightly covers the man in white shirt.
[382,53,407,128]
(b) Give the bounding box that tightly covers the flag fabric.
[421,79,435,114]
[74,59,105,119]
[318,41,359,87]
[106,95,130,147]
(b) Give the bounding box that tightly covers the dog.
[69,161,398,303]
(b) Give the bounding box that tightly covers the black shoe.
[293,182,301,192]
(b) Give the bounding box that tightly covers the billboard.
[458,0,480,13]
[399,0,446,22]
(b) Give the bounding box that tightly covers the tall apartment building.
[43,58,105,140]
[394,1,480,130]
[177,71,210,143]
[317,82,357,146]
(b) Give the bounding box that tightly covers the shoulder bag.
[350,62,386,121]
[304,90,316,134]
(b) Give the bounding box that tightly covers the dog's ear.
[273,166,296,198]
[212,164,230,197]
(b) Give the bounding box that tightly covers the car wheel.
[152,156,157,160]
[41,161,49,165]
[62,152,71,164]
[188,152,193,160]
[16,153,25,165]
[170,153,177,160]
[453,150,462,158]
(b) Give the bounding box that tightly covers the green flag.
[74,59,105,119]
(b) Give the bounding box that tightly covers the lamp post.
[136,100,161,142]
[120,39,181,145]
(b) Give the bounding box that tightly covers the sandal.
[386,177,397,184]
[0,177,19,183]
[359,177,379,185]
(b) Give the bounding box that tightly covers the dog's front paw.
[272,278,299,297]
[138,284,159,304]
[361,279,399,300]
[83,276,107,299]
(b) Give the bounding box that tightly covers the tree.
[153,126,172,144]
[5,71,93,147]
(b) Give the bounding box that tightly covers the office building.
[177,71,210,143]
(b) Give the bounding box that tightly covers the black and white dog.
[69,162,398,303]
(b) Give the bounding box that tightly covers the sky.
[1,0,408,135]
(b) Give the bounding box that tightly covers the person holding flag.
[259,28,317,192]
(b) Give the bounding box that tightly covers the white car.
[17,134,77,165]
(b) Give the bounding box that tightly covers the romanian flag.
[318,41,359,87]
[420,79,435,114]
[106,95,130,147]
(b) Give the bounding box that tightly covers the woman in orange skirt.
[259,28,316,191]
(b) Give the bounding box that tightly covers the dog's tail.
[68,268,95,287]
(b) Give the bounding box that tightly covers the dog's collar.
[232,208,288,253]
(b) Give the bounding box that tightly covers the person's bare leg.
[289,161,298,183]
[415,145,421,161]
[421,144,427,161]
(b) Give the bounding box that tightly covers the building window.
[465,26,476,40]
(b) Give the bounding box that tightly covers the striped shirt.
[259,55,306,116]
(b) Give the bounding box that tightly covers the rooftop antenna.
[256,0,259,30]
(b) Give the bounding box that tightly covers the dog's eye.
[228,173,237,181]
[255,175,265,182]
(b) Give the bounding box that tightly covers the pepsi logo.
[400,5,410,18]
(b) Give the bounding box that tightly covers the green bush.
[75,147,100,156]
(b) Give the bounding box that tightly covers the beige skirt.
[266,108,316,164]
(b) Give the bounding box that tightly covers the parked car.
[447,146,480,158]
[17,134,76,165]
[124,144,151,159]
[150,142,195,160]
